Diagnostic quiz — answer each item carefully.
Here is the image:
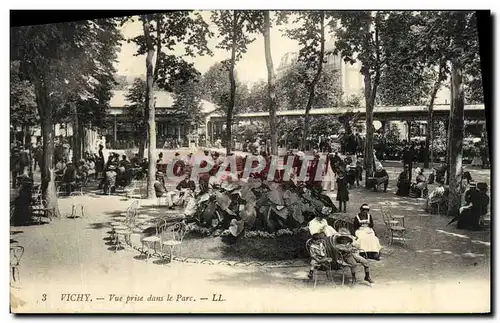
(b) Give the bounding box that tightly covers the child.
[334,228,374,285]
[355,160,363,187]
[308,233,333,280]
[336,170,349,213]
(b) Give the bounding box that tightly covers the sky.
[116,11,301,86]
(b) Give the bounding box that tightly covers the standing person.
[322,152,335,192]
[336,170,349,213]
[402,145,414,182]
[95,144,104,180]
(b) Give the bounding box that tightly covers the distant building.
[276,35,364,101]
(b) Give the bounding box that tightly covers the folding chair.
[141,219,168,261]
[381,208,407,247]
[10,245,24,284]
[161,222,187,263]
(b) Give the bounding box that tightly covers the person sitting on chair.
[410,168,428,198]
[307,233,333,280]
[396,165,411,197]
[352,204,381,260]
[333,228,374,285]
[165,173,196,207]
[373,163,389,192]
[308,206,338,237]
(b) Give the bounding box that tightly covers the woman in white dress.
[352,204,381,260]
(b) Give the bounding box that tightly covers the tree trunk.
[226,11,238,155]
[263,11,278,155]
[446,72,453,185]
[143,18,157,199]
[301,12,325,151]
[72,103,82,162]
[36,89,61,218]
[424,62,445,169]
[446,60,465,218]
[138,127,146,159]
[363,69,375,186]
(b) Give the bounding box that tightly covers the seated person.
[434,163,447,184]
[396,165,411,197]
[333,228,374,285]
[352,204,381,260]
[425,182,447,214]
[410,168,428,198]
[457,182,482,230]
[165,173,196,207]
[373,164,389,192]
[477,182,490,225]
[308,206,338,237]
[119,155,130,168]
[307,233,333,280]
[62,162,78,195]
[55,159,67,176]
[154,178,174,209]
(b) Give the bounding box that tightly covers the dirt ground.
[10,151,491,313]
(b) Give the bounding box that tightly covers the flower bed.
[180,224,311,261]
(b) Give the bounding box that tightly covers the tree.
[334,11,417,187]
[446,12,479,218]
[11,19,122,217]
[124,12,212,198]
[278,11,338,150]
[10,61,38,145]
[125,78,148,158]
[169,76,205,129]
[200,62,249,115]
[263,11,278,155]
[211,10,262,155]
[276,61,343,111]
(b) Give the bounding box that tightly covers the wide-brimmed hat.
[335,228,356,244]
[468,181,477,188]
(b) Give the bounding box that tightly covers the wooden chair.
[161,222,187,263]
[10,245,24,284]
[381,208,407,247]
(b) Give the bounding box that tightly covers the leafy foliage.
[10,61,38,127]
[275,61,343,110]
[124,78,147,135]
[169,76,204,127]
[200,62,250,115]
[186,178,336,238]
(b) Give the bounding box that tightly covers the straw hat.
[334,228,356,244]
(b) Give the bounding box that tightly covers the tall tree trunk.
[363,69,375,187]
[446,60,465,218]
[263,11,278,155]
[143,18,157,199]
[301,12,325,151]
[72,103,82,162]
[424,61,445,169]
[446,71,453,185]
[36,87,60,218]
[226,11,238,155]
[138,127,146,159]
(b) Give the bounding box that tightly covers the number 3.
[42,294,46,301]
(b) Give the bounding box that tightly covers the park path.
[10,166,491,313]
